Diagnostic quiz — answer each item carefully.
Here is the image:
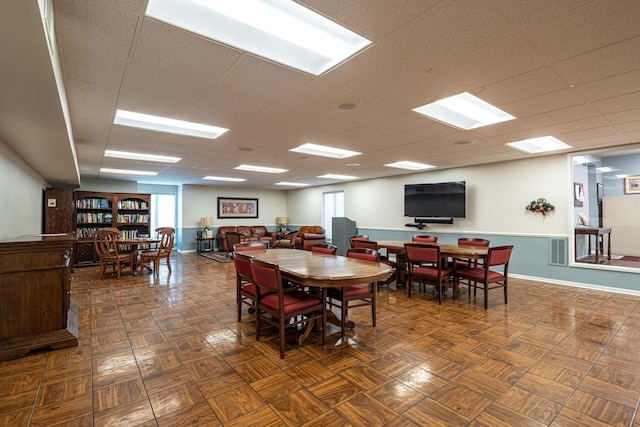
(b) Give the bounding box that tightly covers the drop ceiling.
[3,0,640,188]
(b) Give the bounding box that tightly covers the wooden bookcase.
[74,191,151,266]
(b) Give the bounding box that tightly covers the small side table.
[196,237,214,255]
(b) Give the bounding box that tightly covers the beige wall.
[603,196,640,256]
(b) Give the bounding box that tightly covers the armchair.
[296,225,326,250]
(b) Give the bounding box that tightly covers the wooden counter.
[0,233,78,360]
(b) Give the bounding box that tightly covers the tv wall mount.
[405,217,454,229]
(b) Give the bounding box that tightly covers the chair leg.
[504,281,508,305]
[279,315,286,359]
[484,283,489,309]
[371,293,376,327]
[166,256,171,273]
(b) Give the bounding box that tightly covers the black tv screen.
[404,181,466,218]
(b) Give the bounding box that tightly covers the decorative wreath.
[526,198,555,216]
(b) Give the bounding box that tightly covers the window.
[150,194,176,234]
[323,191,344,242]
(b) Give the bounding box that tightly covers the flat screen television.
[404,181,466,218]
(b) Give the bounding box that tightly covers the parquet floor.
[2,252,640,426]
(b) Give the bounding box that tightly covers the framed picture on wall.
[625,175,640,194]
[217,197,259,218]
[574,182,584,207]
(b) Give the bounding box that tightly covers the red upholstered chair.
[454,237,490,269]
[349,235,369,248]
[353,240,396,290]
[233,252,258,322]
[311,243,338,255]
[250,259,326,359]
[412,235,438,243]
[233,241,268,253]
[327,248,379,340]
[455,245,513,309]
[404,243,453,304]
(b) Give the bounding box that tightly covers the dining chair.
[412,235,438,243]
[454,237,490,269]
[353,239,396,290]
[140,227,175,277]
[349,235,369,248]
[311,243,338,255]
[234,241,268,253]
[94,227,131,278]
[233,252,259,322]
[327,248,379,341]
[274,231,298,248]
[250,258,326,359]
[455,245,513,309]
[404,243,453,304]
[224,231,243,257]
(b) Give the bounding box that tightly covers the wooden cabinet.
[74,191,151,266]
[44,187,74,233]
[0,233,78,361]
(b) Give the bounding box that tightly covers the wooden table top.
[377,240,488,259]
[251,249,392,288]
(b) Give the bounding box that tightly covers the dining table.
[117,237,160,275]
[250,248,392,344]
[376,240,489,288]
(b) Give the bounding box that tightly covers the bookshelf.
[74,191,151,265]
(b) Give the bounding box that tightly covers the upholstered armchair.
[295,225,326,250]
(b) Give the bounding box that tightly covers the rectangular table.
[574,227,611,264]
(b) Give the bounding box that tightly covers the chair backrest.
[353,239,378,251]
[458,237,490,247]
[233,252,254,283]
[94,227,121,257]
[250,258,283,293]
[311,243,337,255]
[349,235,369,248]
[225,231,243,249]
[234,242,268,252]
[404,243,440,264]
[412,235,438,243]
[346,247,380,262]
[487,245,513,267]
[156,227,175,254]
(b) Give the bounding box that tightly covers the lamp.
[200,216,213,238]
[276,216,288,233]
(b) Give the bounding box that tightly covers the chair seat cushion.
[260,291,322,313]
[240,283,256,296]
[412,266,453,279]
[381,259,396,268]
[140,250,159,257]
[103,254,130,262]
[457,267,504,282]
[328,284,370,297]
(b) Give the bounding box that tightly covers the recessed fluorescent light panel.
[384,161,435,171]
[203,176,247,182]
[105,150,181,163]
[146,0,372,76]
[235,165,288,174]
[290,143,361,159]
[506,136,571,154]
[317,174,358,180]
[100,168,158,176]
[413,92,515,130]
[595,167,619,173]
[114,110,228,139]
[275,182,310,187]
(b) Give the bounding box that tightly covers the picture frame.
[625,175,640,194]
[573,182,584,207]
[217,197,259,219]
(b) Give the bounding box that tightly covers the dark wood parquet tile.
[3,252,640,425]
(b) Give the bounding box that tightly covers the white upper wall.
[0,139,49,240]
[287,154,569,236]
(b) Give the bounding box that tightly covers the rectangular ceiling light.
[506,136,571,153]
[317,174,358,180]
[146,0,371,76]
[114,110,229,139]
[275,182,310,187]
[203,176,247,182]
[384,161,435,171]
[290,143,361,159]
[235,164,288,174]
[105,150,181,163]
[413,92,515,130]
[100,168,158,176]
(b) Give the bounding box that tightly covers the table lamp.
[200,216,213,238]
[276,216,288,233]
